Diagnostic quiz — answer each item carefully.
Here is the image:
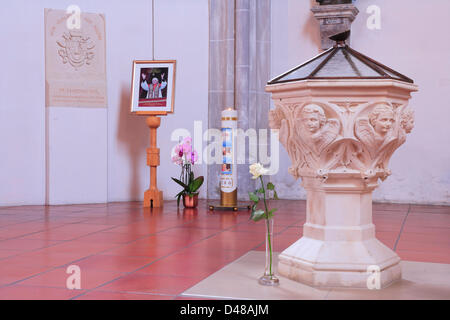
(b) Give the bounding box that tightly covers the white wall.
[46,107,108,205]
[0,1,47,206]
[270,0,450,205]
[0,0,209,206]
[107,0,209,202]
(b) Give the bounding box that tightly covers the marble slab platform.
[181,251,450,300]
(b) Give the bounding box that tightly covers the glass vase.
[259,218,279,286]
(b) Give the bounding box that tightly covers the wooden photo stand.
[143,116,163,208]
[130,60,177,208]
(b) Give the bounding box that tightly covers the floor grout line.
[393,204,411,252]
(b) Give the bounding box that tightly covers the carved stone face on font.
[301,104,326,134]
[303,113,321,133]
[401,108,415,134]
[369,105,395,136]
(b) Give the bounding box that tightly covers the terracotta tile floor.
[0,200,448,300]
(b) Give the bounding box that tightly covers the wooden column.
[143,116,163,207]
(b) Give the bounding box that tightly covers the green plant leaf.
[250,209,265,222]
[267,182,275,190]
[248,192,259,203]
[187,172,194,190]
[273,190,279,200]
[190,176,204,193]
[171,177,188,189]
[256,187,264,194]
[267,208,278,219]
[175,190,184,198]
[175,189,186,207]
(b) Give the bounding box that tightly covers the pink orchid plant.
[171,137,198,166]
[171,137,203,206]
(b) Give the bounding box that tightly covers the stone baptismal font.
[266,32,418,288]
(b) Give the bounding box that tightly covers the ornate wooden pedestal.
[143,116,163,208]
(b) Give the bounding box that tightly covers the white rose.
[249,163,269,179]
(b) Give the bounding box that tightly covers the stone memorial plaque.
[45,8,107,108]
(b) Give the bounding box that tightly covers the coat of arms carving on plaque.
[45,8,106,108]
[56,31,96,70]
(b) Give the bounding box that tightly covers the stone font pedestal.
[278,175,401,288]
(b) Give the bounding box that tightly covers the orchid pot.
[182,193,199,208]
[171,137,204,208]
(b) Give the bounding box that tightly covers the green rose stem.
[260,176,273,277]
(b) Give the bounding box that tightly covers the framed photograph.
[130,60,176,115]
